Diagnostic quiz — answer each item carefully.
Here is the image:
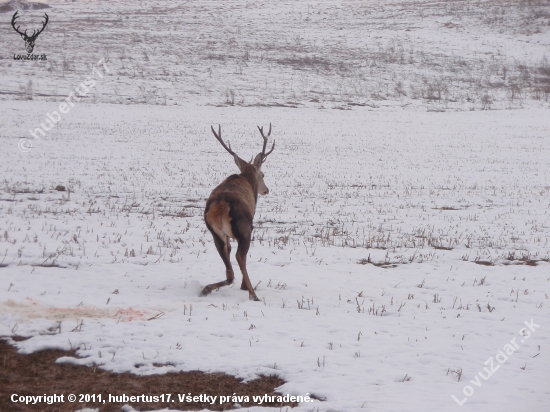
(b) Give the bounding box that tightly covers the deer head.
[11,11,49,54]
[210,123,275,196]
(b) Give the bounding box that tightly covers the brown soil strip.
[0,338,296,411]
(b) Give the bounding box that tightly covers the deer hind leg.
[235,233,260,301]
[200,227,235,297]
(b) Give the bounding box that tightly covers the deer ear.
[253,153,263,168]
[234,155,246,171]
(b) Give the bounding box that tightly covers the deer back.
[209,166,258,212]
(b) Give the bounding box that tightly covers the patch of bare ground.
[358,257,399,269]
[473,257,549,266]
[0,338,296,411]
[473,260,495,266]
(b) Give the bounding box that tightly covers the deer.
[201,124,275,301]
[11,11,49,54]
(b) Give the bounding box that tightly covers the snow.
[1,0,550,411]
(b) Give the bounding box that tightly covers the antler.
[31,13,49,39]
[211,125,244,160]
[11,11,26,37]
[11,11,49,40]
[257,123,275,163]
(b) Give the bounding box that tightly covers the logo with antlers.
[11,11,49,54]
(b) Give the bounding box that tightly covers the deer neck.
[240,167,259,202]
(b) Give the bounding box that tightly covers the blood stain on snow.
[1,300,149,321]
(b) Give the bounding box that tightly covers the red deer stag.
[201,124,275,301]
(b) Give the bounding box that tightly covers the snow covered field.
[2,102,549,411]
[1,1,550,412]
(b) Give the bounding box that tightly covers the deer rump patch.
[205,201,235,240]
[205,175,257,241]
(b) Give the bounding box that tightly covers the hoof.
[250,295,260,302]
[199,287,211,297]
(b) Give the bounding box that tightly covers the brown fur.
[206,168,258,223]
